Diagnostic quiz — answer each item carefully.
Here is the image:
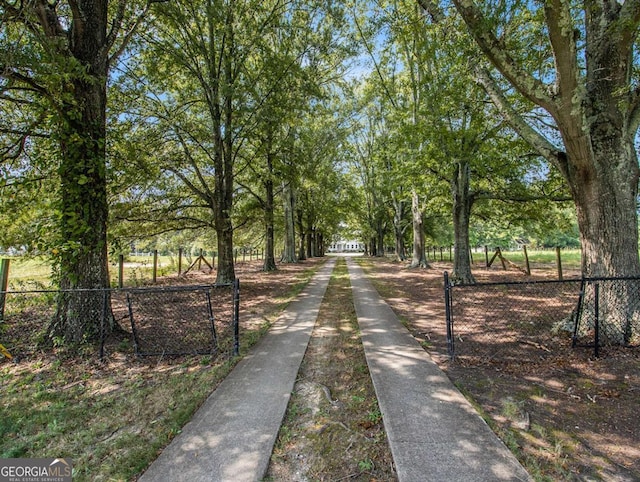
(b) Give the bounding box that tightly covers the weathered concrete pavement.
[140,255,532,481]
[347,257,532,481]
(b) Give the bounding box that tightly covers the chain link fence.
[0,281,240,360]
[444,274,640,364]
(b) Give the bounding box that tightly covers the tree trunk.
[554,49,640,344]
[216,219,235,283]
[49,0,111,343]
[316,232,324,256]
[296,210,307,261]
[263,153,277,272]
[376,223,385,257]
[281,182,297,263]
[409,190,429,268]
[306,219,314,258]
[311,227,317,258]
[213,153,236,284]
[569,138,640,344]
[392,193,407,262]
[214,118,236,283]
[570,130,640,280]
[395,235,406,261]
[305,229,312,258]
[451,161,475,284]
[214,6,237,284]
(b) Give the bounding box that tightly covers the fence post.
[484,245,489,267]
[556,246,563,281]
[498,248,507,270]
[523,245,531,275]
[444,272,454,360]
[178,248,183,276]
[594,283,600,358]
[0,259,9,321]
[572,279,587,348]
[233,278,240,356]
[152,250,158,284]
[118,255,124,289]
[99,289,109,361]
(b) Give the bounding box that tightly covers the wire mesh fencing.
[444,274,640,365]
[0,280,240,360]
[113,281,239,357]
[572,278,640,354]
[1,290,58,357]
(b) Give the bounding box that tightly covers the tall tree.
[294,105,350,259]
[440,1,640,278]
[236,0,349,269]
[348,95,393,258]
[128,0,289,283]
[1,0,151,342]
[353,1,435,266]
[420,0,640,340]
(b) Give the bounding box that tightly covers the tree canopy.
[2,0,637,343]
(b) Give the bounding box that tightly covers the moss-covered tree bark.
[2,0,153,342]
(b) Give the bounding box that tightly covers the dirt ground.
[360,256,640,482]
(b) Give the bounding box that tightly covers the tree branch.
[451,0,557,115]
[618,0,640,47]
[1,65,50,97]
[474,190,571,203]
[543,0,579,109]
[474,66,569,177]
[174,130,216,208]
[416,0,445,22]
[352,6,398,109]
[164,166,210,205]
[107,0,166,66]
[628,85,640,136]
[105,0,129,62]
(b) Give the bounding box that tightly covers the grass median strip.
[266,257,397,481]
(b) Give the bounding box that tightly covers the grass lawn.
[2,257,52,289]
[1,255,179,289]
[0,353,238,480]
[495,248,582,268]
[1,252,268,290]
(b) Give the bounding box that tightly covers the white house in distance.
[328,239,365,253]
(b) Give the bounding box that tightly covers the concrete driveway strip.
[139,258,336,482]
[347,258,532,482]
